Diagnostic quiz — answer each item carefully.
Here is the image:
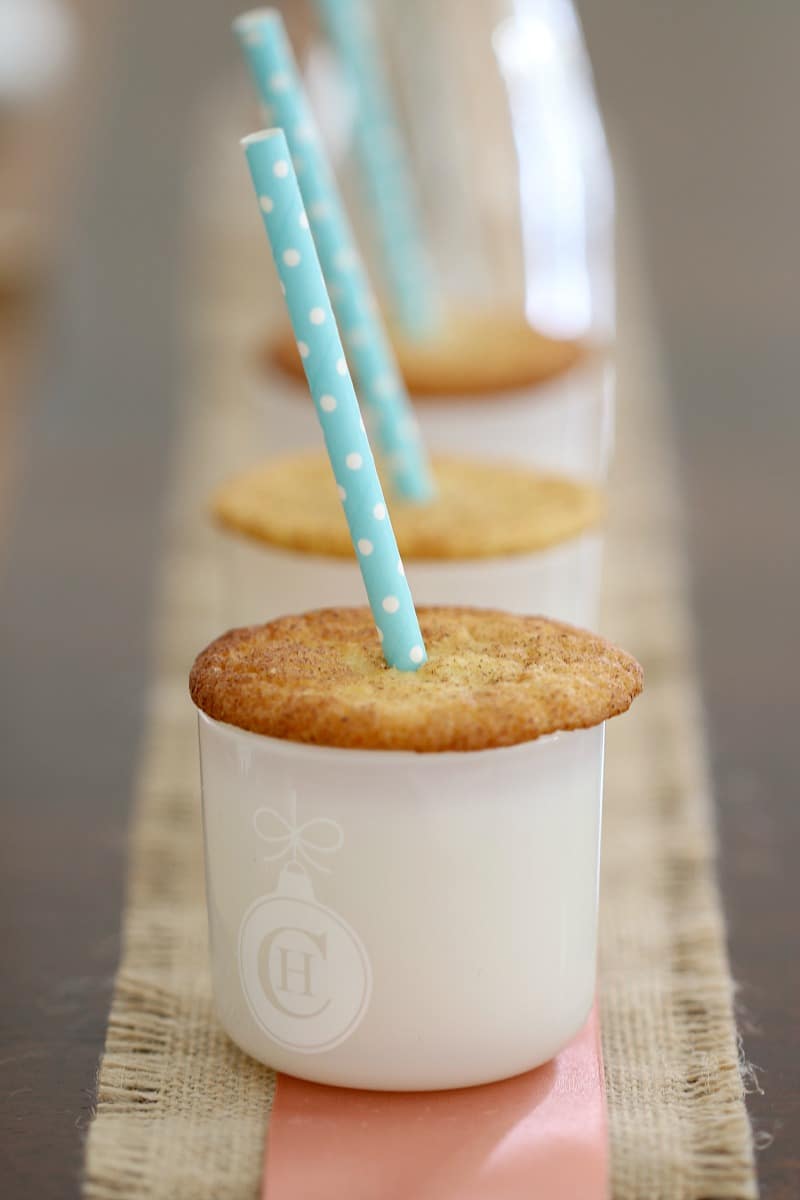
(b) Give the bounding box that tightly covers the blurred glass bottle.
[262,0,614,482]
[309,0,613,343]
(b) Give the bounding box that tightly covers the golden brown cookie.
[190,606,643,753]
[213,452,603,561]
[265,309,585,399]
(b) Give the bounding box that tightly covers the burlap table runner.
[82,139,757,1197]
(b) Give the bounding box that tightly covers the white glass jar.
[197,711,604,1090]
[252,0,615,476]
[221,525,603,631]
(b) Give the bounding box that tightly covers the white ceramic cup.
[198,711,605,1091]
[253,353,614,483]
[222,530,604,631]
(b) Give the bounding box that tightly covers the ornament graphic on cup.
[254,804,344,872]
[238,799,373,1054]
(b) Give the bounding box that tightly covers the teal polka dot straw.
[233,9,435,503]
[242,129,427,672]
[313,0,441,340]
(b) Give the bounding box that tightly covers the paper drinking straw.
[313,0,441,339]
[242,130,427,672]
[233,9,435,503]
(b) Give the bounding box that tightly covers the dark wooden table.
[580,8,800,1194]
[1,3,797,1197]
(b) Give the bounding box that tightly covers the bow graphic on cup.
[253,806,345,874]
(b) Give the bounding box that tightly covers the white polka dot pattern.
[242,129,426,672]
[233,9,434,503]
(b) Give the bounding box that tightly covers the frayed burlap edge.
[597,235,757,1195]
[82,154,757,1198]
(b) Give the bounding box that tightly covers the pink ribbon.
[262,1003,607,1199]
